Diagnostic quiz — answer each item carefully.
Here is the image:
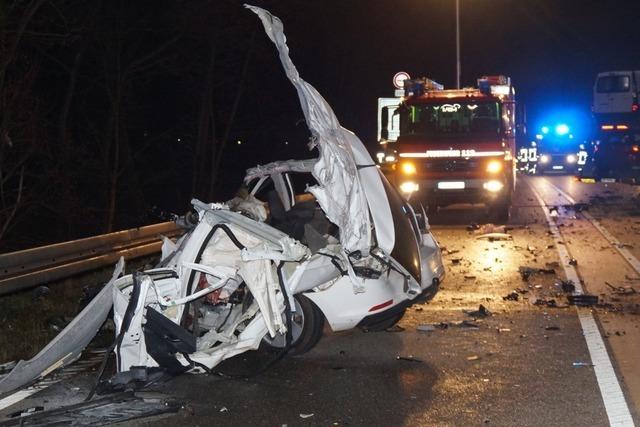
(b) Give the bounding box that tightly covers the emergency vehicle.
[377,74,517,220]
[578,71,640,183]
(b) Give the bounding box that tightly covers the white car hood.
[246,5,394,256]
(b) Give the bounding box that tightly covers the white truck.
[593,70,640,117]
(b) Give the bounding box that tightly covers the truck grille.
[421,159,479,172]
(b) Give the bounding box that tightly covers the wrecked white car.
[0,4,444,396]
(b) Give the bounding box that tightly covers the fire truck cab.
[377,75,517,221]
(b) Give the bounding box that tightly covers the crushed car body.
[0,4,445,396]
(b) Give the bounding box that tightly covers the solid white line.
[0,381,58,412]
[526,176,635,427]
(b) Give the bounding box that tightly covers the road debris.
[568,294,599,306]
[544,326,561,331]
[519,266,555,281]
[300,413,315,419]
[416,324,436,333]
[464,304,492,318]
[557,280,576,293]
[572,362,594,367]
[385,325,405,332]
[503,291,520,301]
[466,355,480,361]
[220,407,229,413]
[531,297,564,308]
[568,258,578,266]
[605,282,636,295]
[476,232,513,241]
[396,355,424,363]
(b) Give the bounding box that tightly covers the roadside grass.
[0,257,157,364]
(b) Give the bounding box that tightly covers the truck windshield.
[596,75,630,93]
[398,101,501,139]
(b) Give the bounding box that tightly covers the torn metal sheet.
[246,5,393,256]
[0,259,124,396]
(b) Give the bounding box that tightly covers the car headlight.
[399,181,419,194]
[566,154,576,163]
[401,161,417,175]
[539,154,550,164]
[483,180,504,192]
[486,160,503,173]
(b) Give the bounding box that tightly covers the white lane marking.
[543,178,640,274]
[526,176,635,427]
[0,381,59,412]
[0,351,105,412]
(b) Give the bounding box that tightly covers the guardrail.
[0,222,183,296]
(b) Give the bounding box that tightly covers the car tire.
[261,294,325,355]
[360,308,407,332]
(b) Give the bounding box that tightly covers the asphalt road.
[143,175,639,426]
[2,174,639,426]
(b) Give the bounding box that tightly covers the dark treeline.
[0,0,323,251]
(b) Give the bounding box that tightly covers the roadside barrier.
[0,222,182,296]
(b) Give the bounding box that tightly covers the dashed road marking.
[527,176,635,427]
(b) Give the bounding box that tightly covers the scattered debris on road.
[519,266,556,281]
[557,280,576,293]
[503,291,520,301]
[464,304,492,318]
[572,362,594,367]
[476,233,513,242]
[396,355,424,363]
[568,294,599,306]
[605,282,636,295]
[416,324,436,333]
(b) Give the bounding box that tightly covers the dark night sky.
[241,0,640,144]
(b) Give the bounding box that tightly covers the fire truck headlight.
[401,161,417,175]
[566,154,576,164]
[486,160,503,173]
[400,181,419,194]
[539,154,550,164]
[483,180,504,192]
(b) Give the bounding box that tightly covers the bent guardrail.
[0,222,183,296]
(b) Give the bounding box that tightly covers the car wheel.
[360,308,407,332]
[261,294,324,355]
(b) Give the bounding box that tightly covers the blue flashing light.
[555,124,570,135]
[541,126,550,134]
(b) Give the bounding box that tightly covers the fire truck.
[377,75,517,220]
